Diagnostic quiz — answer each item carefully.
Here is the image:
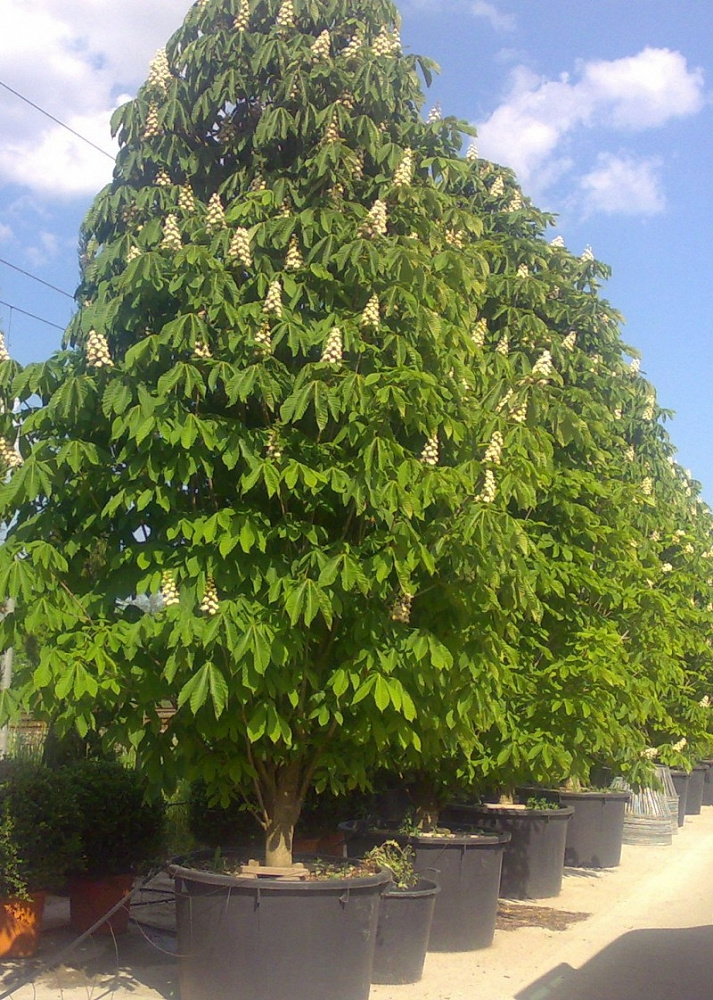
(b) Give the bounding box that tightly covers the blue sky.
[0,0,711,499]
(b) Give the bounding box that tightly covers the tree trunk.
[415,803,440,832]
[410,772,442,832]
[264,761,304,868]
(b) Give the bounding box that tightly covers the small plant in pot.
[61,758,166,936]
[363,840,439,986]
[0,762,83,957]
[0,806,36,960]
[0,809,29,902]
[343,764,512,953]
[444,786,574,901]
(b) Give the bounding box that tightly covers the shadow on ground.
[0,923,177,1000]
[516,925,713,1000]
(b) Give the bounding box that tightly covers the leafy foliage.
[61,759,166,877]
[0,0,712,862]
[0,762,83,891]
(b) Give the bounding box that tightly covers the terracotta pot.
[294,831,346,857]
[69,873,135,935]
[292,836,320,853]
[0,892,46,958]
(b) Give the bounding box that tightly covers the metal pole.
[0,403,19,758]
[0,597,15,758]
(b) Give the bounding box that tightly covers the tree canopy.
[1,0,712,862]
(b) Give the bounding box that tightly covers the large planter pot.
[669,770,690,827]
[515,787,630,867]
[684,765,708,815]
[0,892,46,958]
[444,803,573,899]
[171,861,390,1000]
[342,825,510,951]
[701,759,713,807]
[557,791,630,868]
[371,877,439,984]
[69,873,135,935]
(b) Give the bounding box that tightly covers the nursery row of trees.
[0,0,712,865]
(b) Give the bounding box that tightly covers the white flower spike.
[320,327,343,365]
[160,571,180,608]
[86,329,113,368]
[420,431,439,466]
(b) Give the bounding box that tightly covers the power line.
[0,79,115,161]
[0,257,74,300]
[0,299,69,333]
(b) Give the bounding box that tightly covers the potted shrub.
[170,853,390,1000]
[61,758,166,935]
[443,795,573,900]
[512,778,631,869]
[0,762,83,957]
[548,786,630,869]
[651,739,699,826]
[0,806,40,959]
[362,840,438,985]
[340,765,512,952]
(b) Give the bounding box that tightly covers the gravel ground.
[2,806,713,1000]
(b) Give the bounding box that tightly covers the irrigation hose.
[0,861,174,1000]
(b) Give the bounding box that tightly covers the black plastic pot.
[685,765,708,815]
[515,787,629,868]
[171,862,390,1000]
[444,803,573,899]
[341,824,510,951]
[411,831,510,951]
[669,770,690,826]
[557,791,630,868]
[701,759,713,807]
[371,877,439,984]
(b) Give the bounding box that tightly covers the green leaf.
[177,665,210,714]
[207,663,229,717]
[330,668,349,698]
[247,703,267,742]
[374,675,390,712]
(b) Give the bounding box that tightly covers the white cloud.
[471,1,515,32]
[0,224,12,243]
[580,153,666,216]
[0,0,191,200]
[476,47,705,206]
[0,109,118,200]
[583,49,704,130]
[477,66,588,186]
[25,230,62,269]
